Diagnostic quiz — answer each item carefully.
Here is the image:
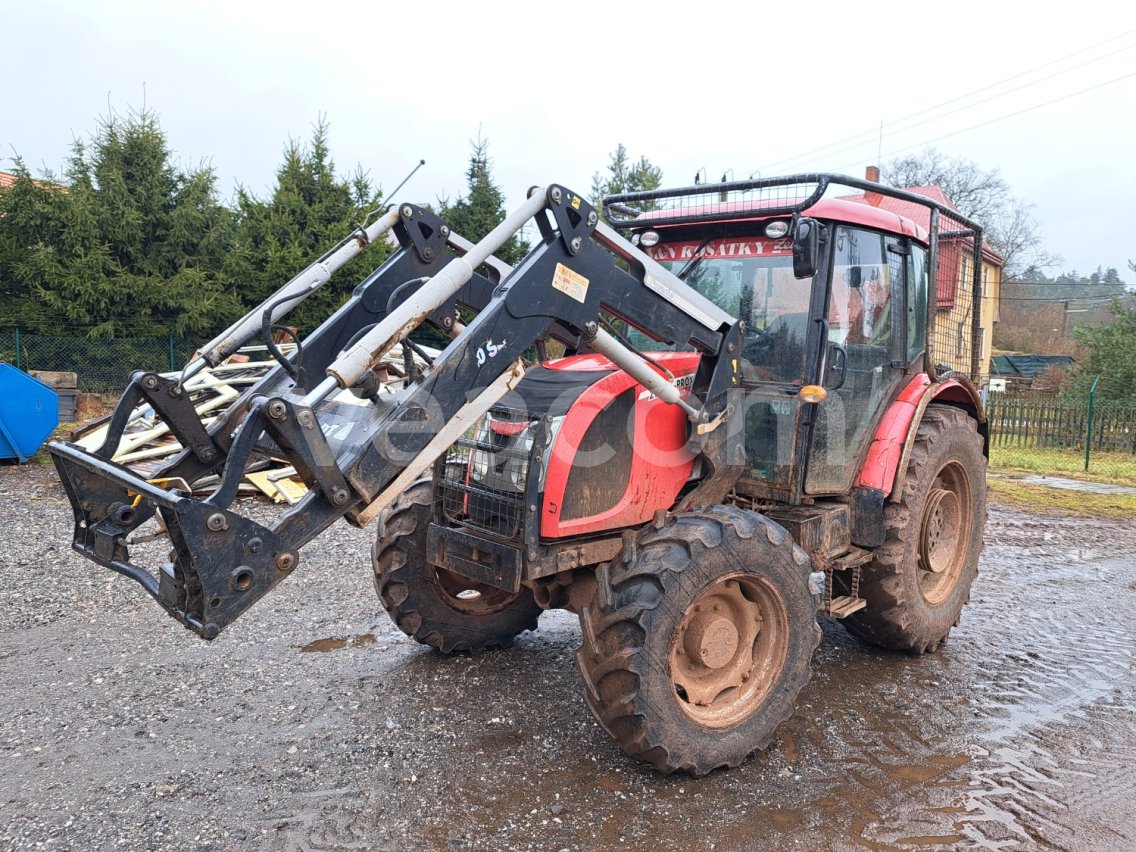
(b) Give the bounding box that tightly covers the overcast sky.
[4,0,1135,282]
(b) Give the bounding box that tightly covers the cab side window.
[827,228,891,348]
[907,245,928,362]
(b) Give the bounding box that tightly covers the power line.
[752,26,1136,175]
[886,41,1136,136]
[831,71,1136,175]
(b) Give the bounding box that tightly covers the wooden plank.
[828,596,868,618]
[272,476,309,505]
[114,441,184,464]
[246,470,286,503]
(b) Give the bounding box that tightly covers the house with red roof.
[854,167,1004,389]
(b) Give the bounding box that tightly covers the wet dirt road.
[1,463,1134,851]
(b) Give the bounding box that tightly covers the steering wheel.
[743,326,775,360]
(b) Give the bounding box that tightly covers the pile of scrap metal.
[69,346,434,504]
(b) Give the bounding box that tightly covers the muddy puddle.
[299,633,378,653]
[328,507,1136,851]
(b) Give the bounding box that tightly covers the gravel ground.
[2,460,1135,851]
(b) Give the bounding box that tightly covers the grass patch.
[987,475,1136,519]
[989,445,1136,486]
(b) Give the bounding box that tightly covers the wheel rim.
[432,568,521,616]
[918,460,972,605]
[668,573,790,730]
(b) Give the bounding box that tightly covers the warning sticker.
[552,263,589,303]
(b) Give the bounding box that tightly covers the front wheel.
[576,506,821,775]
[372,480,541,654]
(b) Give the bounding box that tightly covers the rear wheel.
[372,480,541,653]
[577,506,820,775]
[839,404,986,653]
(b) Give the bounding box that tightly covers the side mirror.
[792,217,824,279]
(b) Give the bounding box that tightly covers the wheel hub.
[684,611,740,669]
[915,462,973,607]
[921,487,961,575]
[669,575,787,729]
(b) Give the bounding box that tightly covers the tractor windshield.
[646,237,814,384]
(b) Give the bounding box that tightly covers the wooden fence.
[985,392,1136,454]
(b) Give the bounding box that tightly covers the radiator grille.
[438,407,538,540]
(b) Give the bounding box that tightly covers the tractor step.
[828,546,872,572]
[827,595,868,618]
[818,547,871,617]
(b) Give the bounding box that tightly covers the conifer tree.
[0,108,238,337]
[590,144,663,221]
[437,137,527,266]
[225,116,388,333]
[1069,299,1136,400]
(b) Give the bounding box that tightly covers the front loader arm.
[49,185,744,639]
[115,205,510,488]
[62,205,519,543]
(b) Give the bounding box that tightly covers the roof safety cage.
[602,172,981,234]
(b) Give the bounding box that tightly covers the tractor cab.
[626,191,934,503]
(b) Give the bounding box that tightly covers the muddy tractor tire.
[576,506,821,776]
[839,404,986,654]
[372,480,541,654]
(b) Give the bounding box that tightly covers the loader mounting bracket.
[397,204,450,264]
[51,440,296,639]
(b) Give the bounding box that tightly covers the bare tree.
[984,197,1061,280]
[882,147,1059,279]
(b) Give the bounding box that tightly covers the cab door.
[805,227,909,494]
[733,245,823,500]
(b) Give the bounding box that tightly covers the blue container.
[0,363,59,462]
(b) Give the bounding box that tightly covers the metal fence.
[0,330,198,393]
[985,386,1136,484]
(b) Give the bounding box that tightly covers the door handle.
[827,343,847,390]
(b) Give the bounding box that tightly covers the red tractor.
[50,174,987,775]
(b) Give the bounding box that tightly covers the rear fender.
[854,374,986,501]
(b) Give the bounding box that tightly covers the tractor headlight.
[764,220,790,239]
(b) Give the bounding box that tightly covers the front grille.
[438,407,538,540]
